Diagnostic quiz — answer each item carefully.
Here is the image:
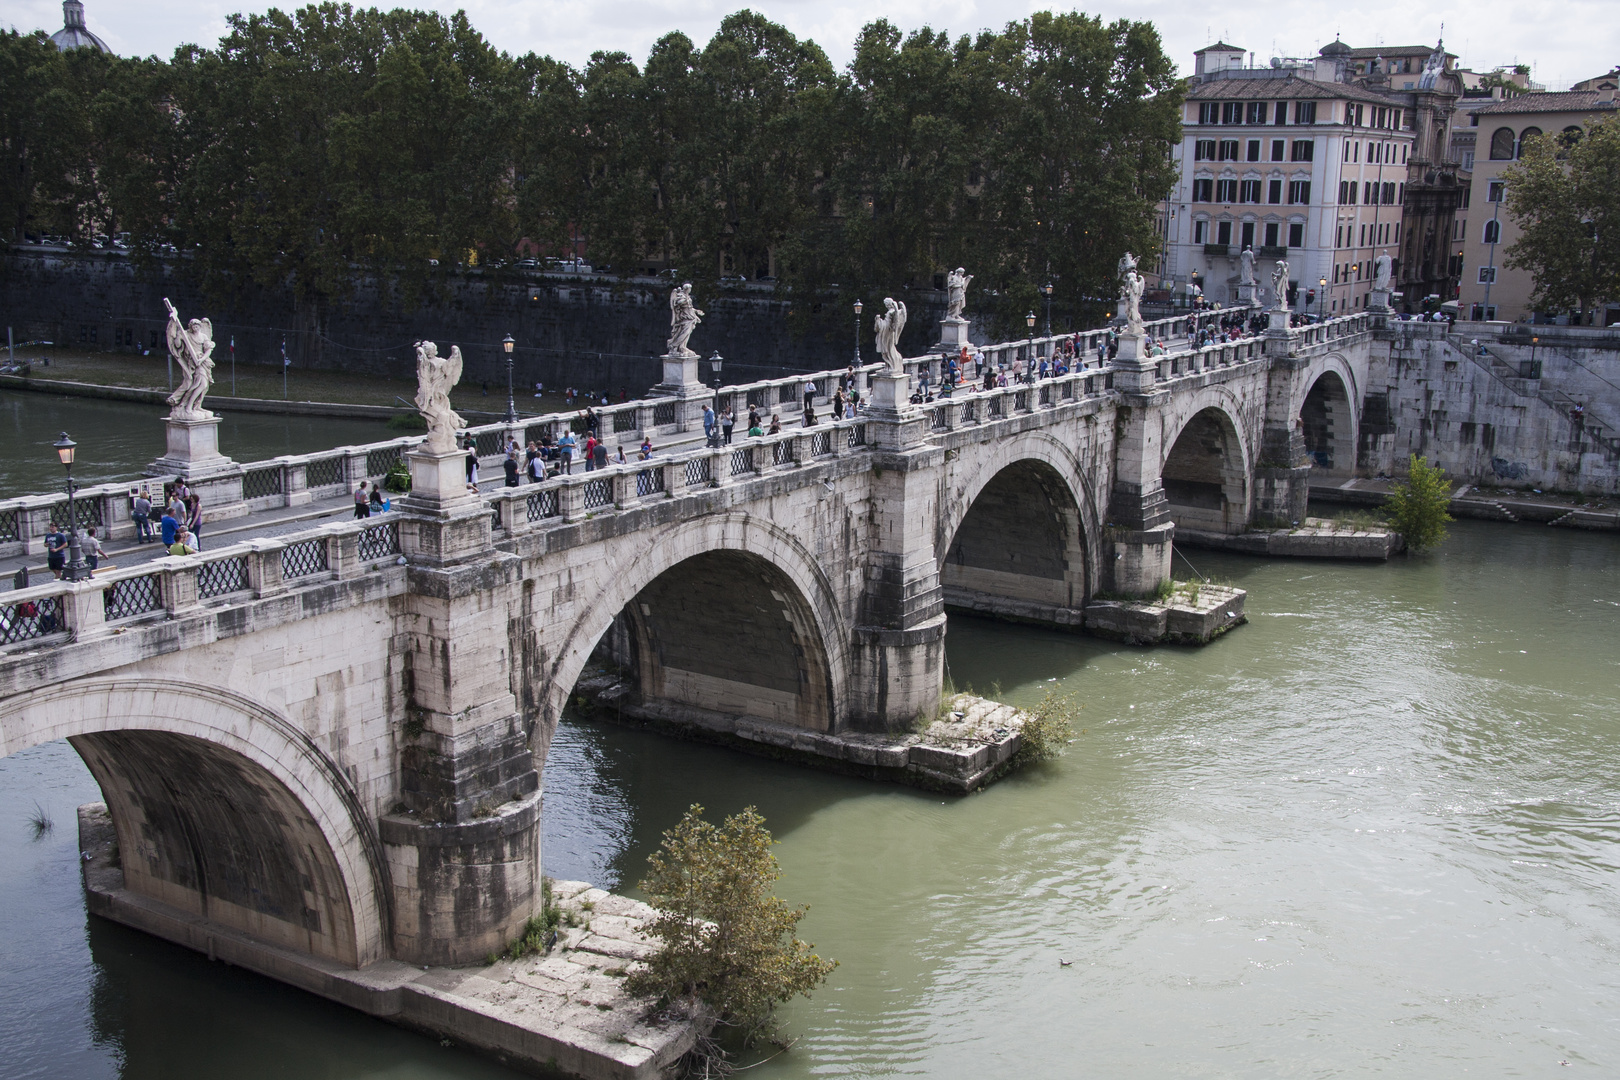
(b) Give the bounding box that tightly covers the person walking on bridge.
[131,486,153,543]
[354,482,371,519]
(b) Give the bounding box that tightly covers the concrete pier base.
[79,803,702,1080]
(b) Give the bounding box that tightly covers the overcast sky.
[14,0,1618,90]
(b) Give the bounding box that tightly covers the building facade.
[1164,40,1462,317]
[1457,89,1620,324]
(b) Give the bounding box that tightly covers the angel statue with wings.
[874,297,908,373]
[163,298,216,421]
[415,340,466,454]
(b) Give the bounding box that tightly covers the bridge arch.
[0,679,388,968]
[1159,390,1254,534]
[542,513,850,743]
[1296,355,1360,475]
[936,430,1101,625]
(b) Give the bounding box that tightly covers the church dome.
[1319,39,1352,58]
[50,1,111,53]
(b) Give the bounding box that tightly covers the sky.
[12,0,1618,91]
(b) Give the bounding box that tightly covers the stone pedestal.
[1236,283,1257,305]
[146,414,249,522]
[1369,288,1391,312]
[933,316,970,354]
[397,447,489,567]
[1109,331,1156,393]
[1268,307,1292,332]
[868,371,910,414]
[655,354,702,395]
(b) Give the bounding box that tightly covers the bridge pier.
[1105,369,1176,597]
[384,448,542,966]
[1253,342,1315,527]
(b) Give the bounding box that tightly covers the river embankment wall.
[1361,322,1620,496]
[0,249,951,396]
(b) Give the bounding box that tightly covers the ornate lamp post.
[53,432,86,582]
[502,334,517,424]
[853,299,863,367]
[709,350,723,443]
[1042,282,1054,338]
[1025,311,1037,375]
[1318,276,1327,322]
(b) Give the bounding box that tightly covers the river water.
[0,389,391,495]
[3,518,1619,1077]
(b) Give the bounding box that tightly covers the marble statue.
[1118,252,1145,334]
[415,340,466,454]
[945,267,972,321]
[1239,246,1256,286]
[163,298,216,421]
[874,297,908,373]
[667,283,703,358]
[1271,259,1291,311]
[1374,253,1392,291]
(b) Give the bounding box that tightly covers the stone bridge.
[0,309,1376,987]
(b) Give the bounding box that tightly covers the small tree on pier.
[628,804,836,1051]
[1385,454,1453,553]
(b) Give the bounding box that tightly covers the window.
[1287,179,1311,204]
[1193,219,1208,243]
[1216,178,1239,203]
[1222,102,1244,124]
[1463,150,1474,170]
[1241,221,1255,248]
[1272,139,1286,162]
[1483,220,1501,244]
[1290,139,1314,162]
[1192,178,1214,202]
[1517,126,1542,156]
[1247,139,1262,162]
[1247,102,1267,124]
[1216,220,1233,245]
[1288,222,1305,248]
[1336,224,1343,248]
[1478,266,1497,284]
[1487,180,1505,202]
[1275,103,1289,126]
[1218,139,1240,160]
[1265,222,1280,247]
[1401,144,1407,164]
[1338,180,1352,204]
[1198,103,1220,125]
[1294,101,1317,124]
[1382,181,1397,205]
[1489,127,1516,159]
[1194,139,1216,160]
[1267,179,1282,204]
[1363,181,1373,204]
[1240,179,1262,203]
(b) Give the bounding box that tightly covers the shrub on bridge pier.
[1385,454,1454,553]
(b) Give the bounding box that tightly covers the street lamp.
[1042,282,1054,338]
[853,299,863,368]
[53,432,86,583]
[1025,312,1037,373]
[1318,276,1327,322]
[709,350,723,443]
[1529,335,1540,378]
[502,334,517,424]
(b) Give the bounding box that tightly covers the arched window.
[1489,127,1516,160]
[1483,220,1501,245]
[1558,125,1583,158]
[1517,126,1542,156]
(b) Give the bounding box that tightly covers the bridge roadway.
[0,307,1377,1050]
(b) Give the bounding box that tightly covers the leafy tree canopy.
[1502,117,1620,320]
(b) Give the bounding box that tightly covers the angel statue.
[874,297,908,373]
[667,283,704,358]
[1374,253,1392,292]
[163,298,216,421]
[1118,252,1145,334]
[415,340,466,454]
[1239,246,1256,286]
[945,267,973,321]
[1271,259,1291,311]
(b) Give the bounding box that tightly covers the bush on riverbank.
[1385,455,1454,552]
[1013,689,1078,768]
[628,805,836,1055]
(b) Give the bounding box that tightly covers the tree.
[1384,454,1453,553]
[626,804,835,1050]
[1502,117,1620,322]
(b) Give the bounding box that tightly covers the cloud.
[10,0,1617,89]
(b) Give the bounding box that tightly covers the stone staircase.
[1465,342,1620,462]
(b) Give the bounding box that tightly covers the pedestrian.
[45,525,68,578]
[748,416,765,437]
[168,527,198,557]
[614,445,627,465]
[533,380,544,398]
[583,433,598,471]
[503,452,521,487]
[768,413,781,436]
[186,494,204,550]
[593,440,608,470]
[526,441,543,482]
[802,378,817,418]
[466,439,481,490]
[557,429,576,474]
[370,485,386,513]
[132,486,153,543]
[81,526,105,575]
[159,505,180,548]
[354,481,372,519]
[639,437,653,459]
[703,403,716,443]
[747,405,760,432]
[721,408,735,445]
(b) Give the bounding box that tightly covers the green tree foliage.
[626,804,835,1048]
[0,7,1181,345]
[1384,454,1454,553]
[1502,118,1620,321]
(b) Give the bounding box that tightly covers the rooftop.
[1472,91,1620,115]
[49,0,109,53]
[1195,42,1246,54]
[1187,72,1406,108]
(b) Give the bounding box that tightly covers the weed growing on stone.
[1012,690,1079,769]
[1154,577,1174,602]
[1331,508,1386,532]
[498,878,562,962]
[1385,454,1454,552]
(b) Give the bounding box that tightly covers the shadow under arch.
[1160,402,1252,534]
[936,430,1100,628]
[1299,365,1359,475]
[0,679,388,968]
[541,514,850,749]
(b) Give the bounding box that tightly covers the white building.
[1163,42,1423,316]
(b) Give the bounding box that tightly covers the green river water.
[2,501,1618,1075]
